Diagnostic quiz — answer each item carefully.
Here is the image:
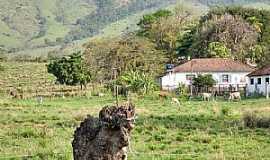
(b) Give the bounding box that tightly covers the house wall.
[161,72,249,90]
[247,75,270,95]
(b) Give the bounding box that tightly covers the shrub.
[193,74,216,88]
[177,83,189,101]
[0,65,4,71]
[118,70,158,95]
[221,107,230,117]
[0,52,7,62]
[243,111,270,128]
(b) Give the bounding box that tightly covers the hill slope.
[0,0,270,54]
[0,0,177,52]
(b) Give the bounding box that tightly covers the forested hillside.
[1,0,270,54]
[0,0,177,53]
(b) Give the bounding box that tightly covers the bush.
[193,74,216,92]
[177,83,189,101]
[221,107,230,117]
[0,65,4,71]
[243,111,270,128]
[118,70,158,95]
[0,53,7,62]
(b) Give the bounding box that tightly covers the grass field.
[0,62,55,97]
[0,62,270,159]
[0,62,88,98]
[0,95,270,160]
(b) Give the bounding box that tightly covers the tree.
[249,45,265,64]
[190,14,259,61]
[195,6,270,65]
[138,6,196,63]
[47,52,91,89]
[192,74,216,92]
[84,35,167,82]
[207,42,231,58]
[138,9,173,37]
[176,6,270,65]
[247,16,263,33]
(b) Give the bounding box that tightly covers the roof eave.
[174,70,254,73]
[247,74,270,77]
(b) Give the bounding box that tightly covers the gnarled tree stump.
[72,103,135,160]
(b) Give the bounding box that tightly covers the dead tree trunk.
[72,103,136,160]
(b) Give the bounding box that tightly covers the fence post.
[266,82,269,99]
[244,84,247,98]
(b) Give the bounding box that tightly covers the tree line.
[48,5,270,95]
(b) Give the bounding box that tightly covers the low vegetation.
[117,70,157,95]
[243,110,270,128]
[1,62,269,159]
[0,96,270,159]
[0,62,90,99]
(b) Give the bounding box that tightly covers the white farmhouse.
[247,65,270,96]
[161,58,254,91]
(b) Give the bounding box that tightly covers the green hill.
[0,0,177,52]
[0,0,269,55]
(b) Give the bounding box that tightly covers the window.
[222,75,229,83]
[250,78,254,85]
[186,74,195,81]
[257,78,262,85]
[266,77,269,84]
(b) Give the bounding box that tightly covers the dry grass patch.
[243,107,270,128]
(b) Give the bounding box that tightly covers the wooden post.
[116,85,119,106]
[112,68,119,106]
[218,85,221,96]
[190,60,194,99]
[266,82,269,99]
[190,85,193,98]
[244,84,247,98]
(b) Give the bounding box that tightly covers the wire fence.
[0,152,222,160]
[0,151,259,160]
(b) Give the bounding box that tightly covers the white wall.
[161,72,250,90]
[247,75,270,95]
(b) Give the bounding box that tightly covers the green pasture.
[0,96,269,160]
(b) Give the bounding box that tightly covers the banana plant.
[118,70,157,95]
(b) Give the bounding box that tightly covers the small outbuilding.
[247,65,270,96]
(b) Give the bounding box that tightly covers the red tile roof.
[173,58,254,73]
[247,65,270,77]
